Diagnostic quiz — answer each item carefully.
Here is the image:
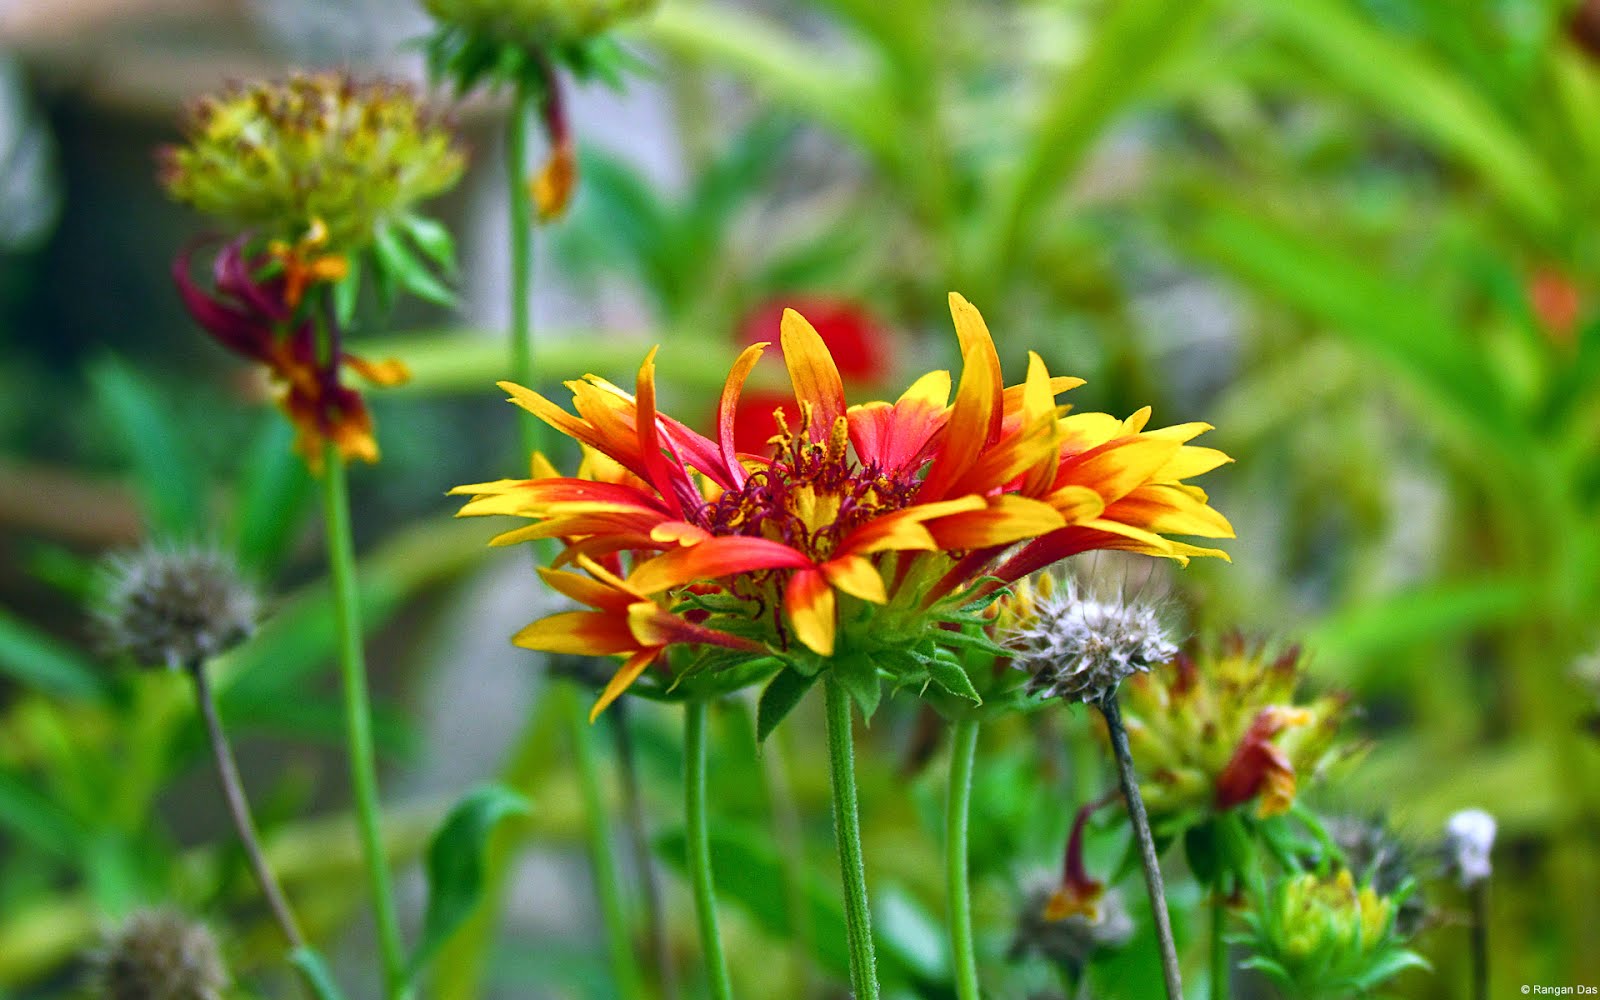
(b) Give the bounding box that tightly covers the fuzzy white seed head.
[1445,808,1496,888]
[1005,579,1177,704]
[87,908,229,1000]
[94,545,258,670]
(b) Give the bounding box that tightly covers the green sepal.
[757,666,817,742]
[831,654,881,720]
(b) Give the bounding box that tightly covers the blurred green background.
[2,0,1599,997]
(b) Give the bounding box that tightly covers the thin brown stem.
[1099,692,1182,1000]
[189,660,307,951]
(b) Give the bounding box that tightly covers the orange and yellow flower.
[453,293,1233,717]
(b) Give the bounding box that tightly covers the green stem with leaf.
[824,675,880,1000]
[946,716,981,1000]
[685,700,733,1000]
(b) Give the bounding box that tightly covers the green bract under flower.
[160,73,465,252]
[424,0,656,49]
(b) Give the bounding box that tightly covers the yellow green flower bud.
[1239,869,1427,999]
[423,0,656,49]
[160,73,465,253]
[1114,633,1347,832]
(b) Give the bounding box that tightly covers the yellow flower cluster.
[160,73,465,252]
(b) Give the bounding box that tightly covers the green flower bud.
[423,0,656,49]
[1238,869,1428,999]
[160,73,465,253]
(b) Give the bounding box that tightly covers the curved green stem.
[824,676,880,1000]
[561,684,646,999]
[1099,693,1181,1000]
[508,80,539,453]
[946,717,981,1000]
[685,700,733,1000]
[321,444,407,998]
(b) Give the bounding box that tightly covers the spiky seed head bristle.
[94,545,258,670]
[1003,576,1177,705]
[87,908,229,1000]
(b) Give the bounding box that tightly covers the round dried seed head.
[94,545,258,670]
[1005,577,1177,705]
[87,908,229,1000]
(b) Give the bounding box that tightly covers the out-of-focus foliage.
[3,0,1599,997]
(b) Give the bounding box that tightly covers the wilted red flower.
[173,238,408,468]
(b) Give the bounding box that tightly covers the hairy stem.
[189,660,307,952]
[685,700,733,1000]
[321,444,407,998]
[946,717,981,1000]
[1211,875,1230,1000]
[1099,693,1182,1000]
[824,676,880,1000]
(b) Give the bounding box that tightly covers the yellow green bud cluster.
[1239,869,1426,999]
[423,0,656,49]
[1116,633,1346,830]
[160,73,465,252]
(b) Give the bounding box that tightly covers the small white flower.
[1445,808,1496,888]
[1005,577,1177,704]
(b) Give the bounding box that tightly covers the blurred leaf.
[408,784,531,984]
[1172,192,1520,449]
[374,223,457,309]
[1250,0,1561,233]
[641,4,897,165]
[0,768,86,859]
[401,214,459,278]
[0,610,108,702]
[87,357,203,538]
[1308,576,1539,668]
[231,417,313,578]
[988,0,1219,263]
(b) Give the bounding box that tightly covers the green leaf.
[0,609,108,702]
[401,214,459,277]
[87,357,203,538]
[924,654,981,704]
[831,655,881,720]
[290,947,351,1000]
[1250,0,1561,233]
[332,263,362,330]
[230,417,313,577]
[407,784,532,983]
[756,666,816,742]
[373,223,456,309]
[0,767,88,858]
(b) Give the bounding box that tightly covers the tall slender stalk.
[823,676,880,1000]
[189,660,307,951]
[507,79,538,450]
[1469,881,1488,1000]
[945,717,981,1000]
[613,699,677,1000]
[320,440,407,998]
[684,700,733,1000]
[1098,693,1182,1000]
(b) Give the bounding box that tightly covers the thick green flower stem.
[320,444,408,998]
[1210,876,1230,1000]
[561,684,646,1000]
[946,717,981,1000]
[1098,694,1182,1000]
[684,700,733,1000]
[824,676,881,1000]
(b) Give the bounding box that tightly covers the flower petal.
[717,342,768,487]
[847,369,951,474]
[821,554,887,604]
[924,494,1065,550]
[785,568,836,656]
[512,611,639,655]
[590,650,658,721]
[628,536,813,594]
[781,308,847,442]
[920,293,1004,500]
